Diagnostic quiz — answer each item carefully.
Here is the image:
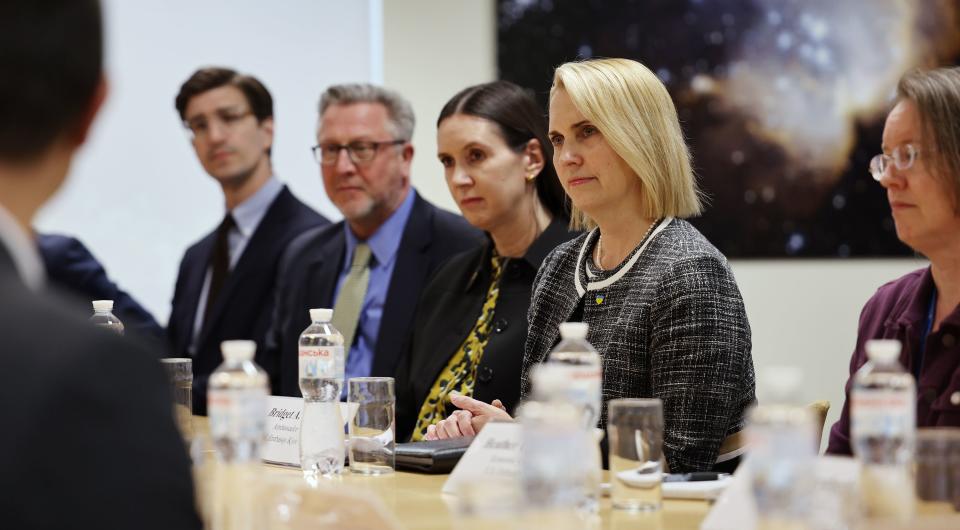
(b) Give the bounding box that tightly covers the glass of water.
[607,398,664,511]
[160,358,193,441]
[347,377,395,475]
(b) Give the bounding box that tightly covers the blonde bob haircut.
[551,58,702,230]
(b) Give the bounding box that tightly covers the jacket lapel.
[304,232,345,316]
[371,194,434,376]
[174,233,215,354]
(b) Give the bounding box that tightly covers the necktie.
[204,213,235,327]
[332,243,372,360]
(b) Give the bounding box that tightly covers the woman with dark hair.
[425,60,754,474]
[395,80,574,442]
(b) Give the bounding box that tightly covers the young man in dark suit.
[268,84,482,396]
[0,1,201,528]
[169,68,329,414]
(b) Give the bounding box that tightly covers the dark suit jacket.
[168,185,328,414]
[0,244,201,529]
[268,191,483,397]
[37,233,165,343]
[395,218,576,441]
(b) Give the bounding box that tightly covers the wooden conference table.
[191,417,709,529]
[190,417,959,530]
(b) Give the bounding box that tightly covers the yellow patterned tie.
[332,242,371,362]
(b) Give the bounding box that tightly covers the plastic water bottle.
[518,399,595,523]
[298,308,346,480]
[525,322,603,516]
[851,339,916,522]
[207,340,269,530]
[90,299,124,335]
[747,366,817,529]
[542,322,602,429]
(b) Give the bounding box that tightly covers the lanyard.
[915,289,937,381]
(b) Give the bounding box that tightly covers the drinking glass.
[607,398,664,511]
[160,357,193,440]
[348,377,395,474]
[916,428,960,504]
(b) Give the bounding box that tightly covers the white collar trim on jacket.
[574,217,673,297]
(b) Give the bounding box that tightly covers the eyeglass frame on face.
[870,143,923,182]
[311,139,406,166]
[183,106,257,140]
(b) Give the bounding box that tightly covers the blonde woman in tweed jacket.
[425,58,756,473]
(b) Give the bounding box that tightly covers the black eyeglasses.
[311,139,405,166]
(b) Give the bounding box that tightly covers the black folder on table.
[394,436,475,474]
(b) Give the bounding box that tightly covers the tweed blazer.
[521,218,755,472]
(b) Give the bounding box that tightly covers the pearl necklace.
[595,218,661,271]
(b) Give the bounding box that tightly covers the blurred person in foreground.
[426,58,756,473]
[0,1,201,528]
[395,81,575,442]
[827,67,960,454]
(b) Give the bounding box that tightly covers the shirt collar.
[343,189,416,267]
[228,177,283,238]
[0,204,45,291]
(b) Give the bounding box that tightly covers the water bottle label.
[208,388,268,439]
[851,389,915,438]
[299,345,344,379]
[556,365,602,427]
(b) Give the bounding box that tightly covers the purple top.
[826,267,960,455]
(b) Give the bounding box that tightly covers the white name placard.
[262,396,357,467]
[442,421,522,495]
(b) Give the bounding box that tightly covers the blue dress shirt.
[335,190,416,384]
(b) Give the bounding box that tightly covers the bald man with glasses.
[168,67,329,414]
[266,83,481,397]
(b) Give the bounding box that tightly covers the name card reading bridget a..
[442,421,522,495]
[262,395,357,467]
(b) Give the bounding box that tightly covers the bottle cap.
[865,339,902,364]
[309,308,333,323]
[221,340,256,361]
[92,300,114,312]
[558,322,588,340]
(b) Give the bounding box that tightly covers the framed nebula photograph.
[497,0,960,257]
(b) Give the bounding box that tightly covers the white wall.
[35,0,378,323]
[383,0,496,211]
[382,0,928,449]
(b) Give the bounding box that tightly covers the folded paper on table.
[701,455,859,530]
[262,395,358,468]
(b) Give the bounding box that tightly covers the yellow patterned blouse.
[410,255,505,441]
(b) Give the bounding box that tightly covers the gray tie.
[332,242,372,361]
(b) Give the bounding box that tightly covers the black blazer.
[268,191,483,397]
[167,185,328,413]
[38,233,165,342]
[395,218,575,441]
[0,244,201,529]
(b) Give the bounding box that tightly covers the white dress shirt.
[0,204,44,291]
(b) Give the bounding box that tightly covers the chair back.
[808,400,831,452]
